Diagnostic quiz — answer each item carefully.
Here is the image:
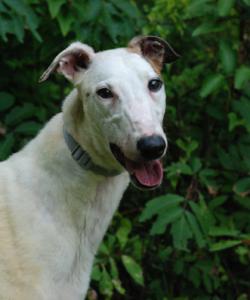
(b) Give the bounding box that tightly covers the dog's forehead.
[87,48,156,82]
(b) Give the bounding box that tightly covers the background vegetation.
[0,0,250,299]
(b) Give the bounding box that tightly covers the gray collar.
[63,127,121,177]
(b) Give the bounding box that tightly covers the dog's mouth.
[110,144,163,190]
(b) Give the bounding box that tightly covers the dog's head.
[40,36,179,189]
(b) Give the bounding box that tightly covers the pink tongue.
[125,160,163,187]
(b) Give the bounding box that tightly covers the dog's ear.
[39,42,95,84]
[128,36,180,73]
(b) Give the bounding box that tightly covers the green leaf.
[109,258,125,294]
[91,264,102,281]
[209,226,239,237]
[228,112,245,131]
[210,240,241,251]
[98,242,109,255]
[217,0,235,16]
[47,0,65,18]
[106,234,116,250]
[167,162,193,176]
[233,97,250,126]
[112,278,125,295]
[199,168,218,191]
[176,138,199,158]
[0,134,14,160]
[24,8,39,34]
[121,255,144,286]
[150,206,183,235]
[84,0,102,22]
[111,0,139,18]
[116,218,132,249]
[234,195,250,210]
[15,121,42,136]
[217,146,241,171]
[178,163,193,174]
[30,28,42,42]
[170,214,193,250]
[185,211,206,248]
[203,272,212,293]
[99,267,113,296]
[3,0,29,15]
[192,22,222,37]
[3,0,41,41]
[208,196,227,210]
[0,17,10,41]
[57,13,74,36]
[188,267,201,288]
[131,237,143,261]
[233,177,250,196]
[243,0,250,5]
[139,194,184,222]
[102,5,118,42]
[200,74,224,98]
[12,16,25,42]
[219,40,236,74]
[185,0,215,18]
[189,199,215,235]
[196,259,213,273]
[5,103,36,126]
[190,157,202,173]
[109,258,119,278]
[234,66,250,89]
[0,92,15,111]
[199,168,218,178]
[174,260,184,274]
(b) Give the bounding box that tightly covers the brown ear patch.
[128,41,163,74]
[128,36,180,73]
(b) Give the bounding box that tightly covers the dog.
[0,36,179,299]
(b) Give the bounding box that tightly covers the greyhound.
[0,36,179,299]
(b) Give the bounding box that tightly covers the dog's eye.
[97,88,113,99]
[148,79,163,92]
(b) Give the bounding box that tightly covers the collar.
[63,127,121,177]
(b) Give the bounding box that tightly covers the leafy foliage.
[0,0,250,299]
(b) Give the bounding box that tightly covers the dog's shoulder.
[0,162,43,299]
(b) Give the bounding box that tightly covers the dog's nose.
[137,135,166,160]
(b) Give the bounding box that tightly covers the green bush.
[0,1,249,299]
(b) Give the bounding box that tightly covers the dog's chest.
[36,172,129,298]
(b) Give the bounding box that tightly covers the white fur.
[0,41,167,299]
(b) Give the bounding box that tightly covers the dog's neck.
[63,127,121,176]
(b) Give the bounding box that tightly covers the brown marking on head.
[128,36,180,73]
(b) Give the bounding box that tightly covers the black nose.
[137,135,166,160]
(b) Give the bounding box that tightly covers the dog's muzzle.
[110,142,165,190]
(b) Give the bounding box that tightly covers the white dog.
[0,36,178,300]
